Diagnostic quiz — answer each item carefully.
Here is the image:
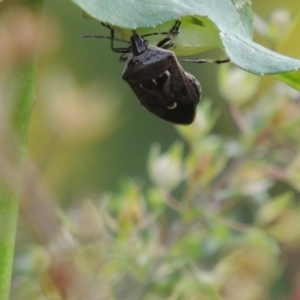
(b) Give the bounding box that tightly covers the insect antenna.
[83,34,131,54]
[82,35,130,44]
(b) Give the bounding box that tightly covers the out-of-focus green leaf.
[256,193,293,226]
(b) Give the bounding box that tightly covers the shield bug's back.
[122,32,201,124]
[84,21,229,125]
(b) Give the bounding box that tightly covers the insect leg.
[180,58,230,64]
[141,20,180,38]
[169,20,181,35]
[100,22,130,54]
[156,20,181,49]
[140,20,181,49]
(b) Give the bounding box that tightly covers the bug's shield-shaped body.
[122,43,201,125]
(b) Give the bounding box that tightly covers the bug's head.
[130,34,148,56]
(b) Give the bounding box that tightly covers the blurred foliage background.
[1,0,300,299]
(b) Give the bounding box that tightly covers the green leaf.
[74,0,253,37]
[230,0,253,38]
[73,0,300,88]
[219,31,300,75]
[78,0,190,28]
[72,0,252,38]
[274,70,300,91]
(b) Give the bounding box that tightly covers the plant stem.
[0,59,37,300]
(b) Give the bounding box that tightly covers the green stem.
[0,44,38,300]
[0,1,45,296]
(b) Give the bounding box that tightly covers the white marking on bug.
[167,102,177,109]
[157,70,170,79]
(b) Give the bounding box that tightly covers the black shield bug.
[84,21,229,125]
